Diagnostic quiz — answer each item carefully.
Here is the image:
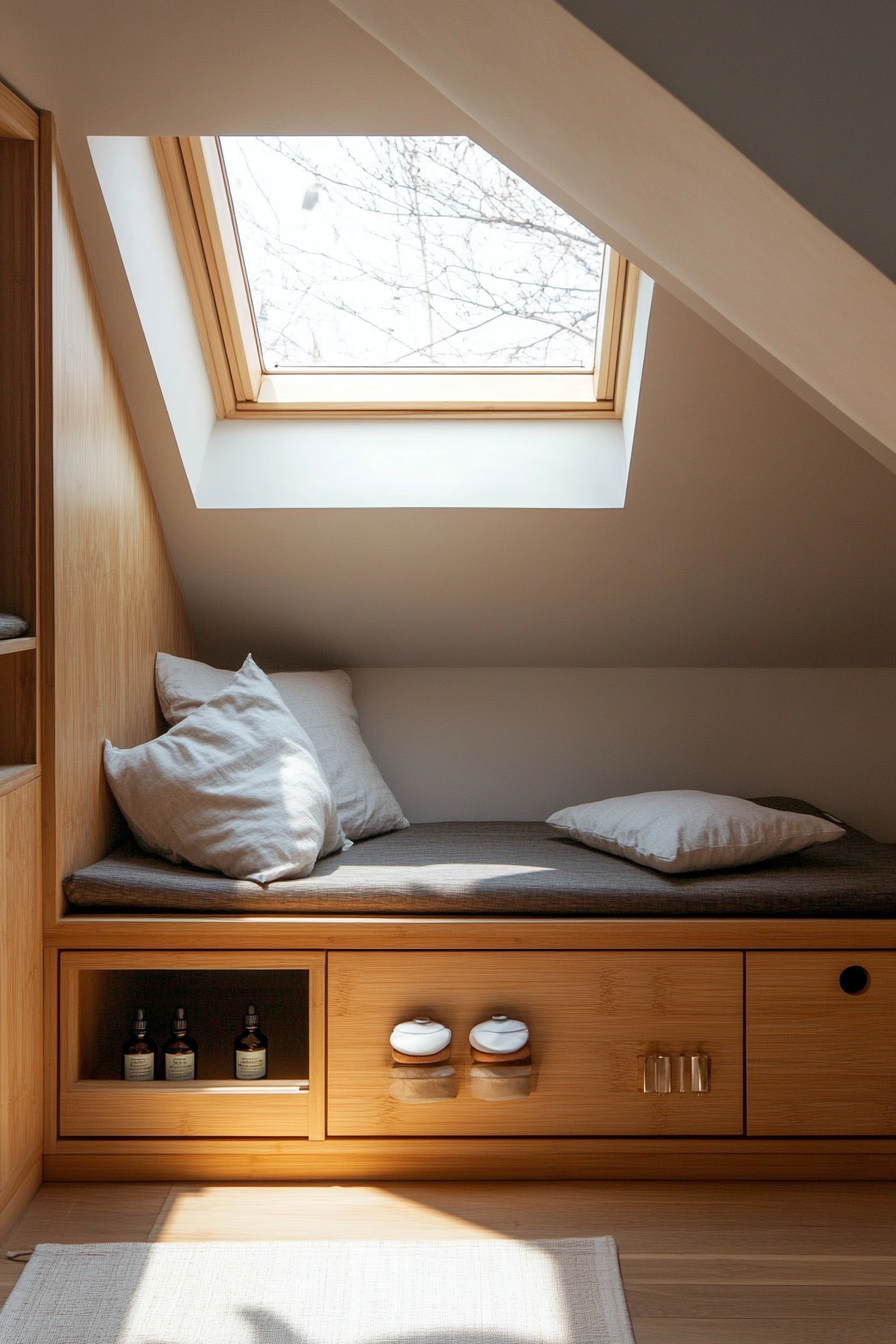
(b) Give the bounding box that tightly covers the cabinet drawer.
[747,951,896,1135]
[328,951,743,1136]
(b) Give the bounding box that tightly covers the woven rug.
[0,1238,633,1344]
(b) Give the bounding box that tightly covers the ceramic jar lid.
[389,1017,452,1056]
[469,1014,529,1054]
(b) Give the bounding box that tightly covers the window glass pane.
[219,136,606,371]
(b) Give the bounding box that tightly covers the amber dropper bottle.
[121,1007,156,1081]
[234,1004,268,1079]
[163,1007,198,1081]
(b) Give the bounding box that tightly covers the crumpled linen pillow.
[546,790,845,874]
[104,656,346,884]
[155,652,408,841]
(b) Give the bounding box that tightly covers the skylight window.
[152,135,639,417]
[219,136,605,373]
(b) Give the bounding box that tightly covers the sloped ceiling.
[558,0,896,283]
[328,0,896,474]
[2,0,896,667]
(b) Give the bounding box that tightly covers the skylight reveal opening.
[219,136,606,372]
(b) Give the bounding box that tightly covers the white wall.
[350,667,896,840]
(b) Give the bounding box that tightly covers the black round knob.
[839,965,870,996]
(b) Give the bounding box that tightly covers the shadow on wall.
[349,667,896,840]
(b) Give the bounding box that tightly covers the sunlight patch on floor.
[151,1184,507,1243]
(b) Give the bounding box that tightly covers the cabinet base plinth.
[43,1137,896,1184]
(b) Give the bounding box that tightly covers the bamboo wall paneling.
[328,951,744,1137]
[0,780,42,1224]
[46,145,193,924]
[747,951,896,1135]
[0,76,42,1238]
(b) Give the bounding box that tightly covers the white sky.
[220,136,606,371]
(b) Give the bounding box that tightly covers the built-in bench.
[50,798,896,1183]
[63,798,896,917]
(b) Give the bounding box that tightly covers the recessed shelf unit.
[60,951,325,1139]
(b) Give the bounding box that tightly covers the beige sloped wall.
[350,667,896,840]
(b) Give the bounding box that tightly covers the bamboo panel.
[60,1082,309,1139]
[328,951,743,1137]
[747,951,896,1135]
[42,1138,896,1184]
[0,779,42,1230]
[45,915,896,952]
[46,149,192,924]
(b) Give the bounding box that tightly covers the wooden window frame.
[152,135,639,421]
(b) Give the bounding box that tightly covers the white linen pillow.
[105,656,345,884]
[546,790,844,874]
[155,653,408,842]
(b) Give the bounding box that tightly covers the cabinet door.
[747,952,896,1135]
[328,951,743,1136]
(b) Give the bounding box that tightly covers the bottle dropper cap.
[133,1007,147,1031]
[244,1003,259,1029]
[172,1006,188,1033]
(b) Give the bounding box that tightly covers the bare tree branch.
[220,135,606,369]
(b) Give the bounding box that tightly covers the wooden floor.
[0,1181,893,1342]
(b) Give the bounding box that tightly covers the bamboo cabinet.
[327,950,743,1137]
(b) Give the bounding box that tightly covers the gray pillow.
[155,653,408,841]
[547,790,845,873]
[0,613,28,639]
[105,656,346,884]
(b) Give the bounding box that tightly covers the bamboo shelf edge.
[70,1079,310,1094]
[0,764,39,798]
[0,636,35,656]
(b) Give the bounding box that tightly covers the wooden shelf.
[0,764,39,799]
[0,637,34,656]
[71,1079,309,1094]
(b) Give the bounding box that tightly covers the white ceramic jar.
[390,1017,452,1056]
[469,1014,529,1054]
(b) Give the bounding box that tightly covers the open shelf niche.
[59,952,325,1139]
[79,968,310,1085]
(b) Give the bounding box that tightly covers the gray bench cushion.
[63,798,896,917]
